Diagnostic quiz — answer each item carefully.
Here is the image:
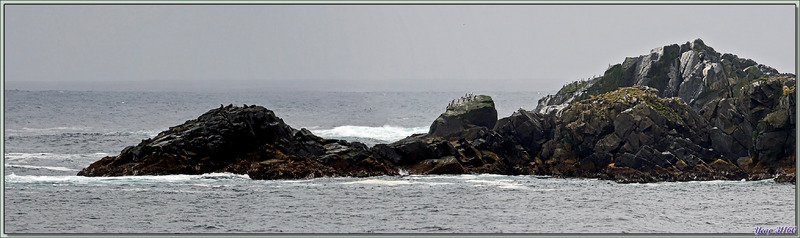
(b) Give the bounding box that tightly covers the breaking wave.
[311,125,428,143]
[4,172,251,185]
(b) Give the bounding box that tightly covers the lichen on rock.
[429,93,498,139]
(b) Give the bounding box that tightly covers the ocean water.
[3,90,796,234]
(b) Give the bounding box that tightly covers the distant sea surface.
[3,90,795,233]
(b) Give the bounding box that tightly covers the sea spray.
[311,125,428,143]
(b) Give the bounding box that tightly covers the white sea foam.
[5,127,93,136]
[104,129,162,138]
[466,179,528,190]
[136,129,162,138]
[17,126,92,132]
[397,168,409,176]
[449,174,507,179]
[343,180,413,185]
[5,164,79,172]
[341,179,452,186]
[6,127,160,138]
[5,172,251,184]
[4,152,112,161]
[311,125,428,143]
[197,173,251,180]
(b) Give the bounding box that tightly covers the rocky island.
[79,39,796,183]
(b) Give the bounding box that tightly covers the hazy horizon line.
[4,78,566,92]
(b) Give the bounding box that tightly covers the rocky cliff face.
[535,86,747,182]
[536,38,786,114]
[534,38,795,182]
[701,76,796,165]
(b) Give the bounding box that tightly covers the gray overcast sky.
[3,4,797,92]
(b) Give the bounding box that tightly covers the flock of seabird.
[447,92,478,109]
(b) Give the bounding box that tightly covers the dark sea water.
[3,90,796,234]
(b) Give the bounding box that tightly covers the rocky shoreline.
[78,39,796,183]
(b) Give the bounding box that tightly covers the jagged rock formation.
[535,38,795,182]
[536,86,747,182]
[537,38,787,114]
[701,76,796,171]
[78,104,397,179]
[493,109,555,162]
[79,39,795,183]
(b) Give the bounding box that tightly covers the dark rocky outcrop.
[494,109,555,154]
[700,76,796,179]
[750,77,796,168]
[370,130,530,176]
[78,104,397,179]
[80,39,795,184]
[534,86,747,182]
[535,38,795,183]
[79,98,527,179]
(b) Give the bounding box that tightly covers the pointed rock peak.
[683,38,717,55]
[691,38,706,48]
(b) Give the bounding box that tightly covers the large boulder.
[429,94,498,139]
